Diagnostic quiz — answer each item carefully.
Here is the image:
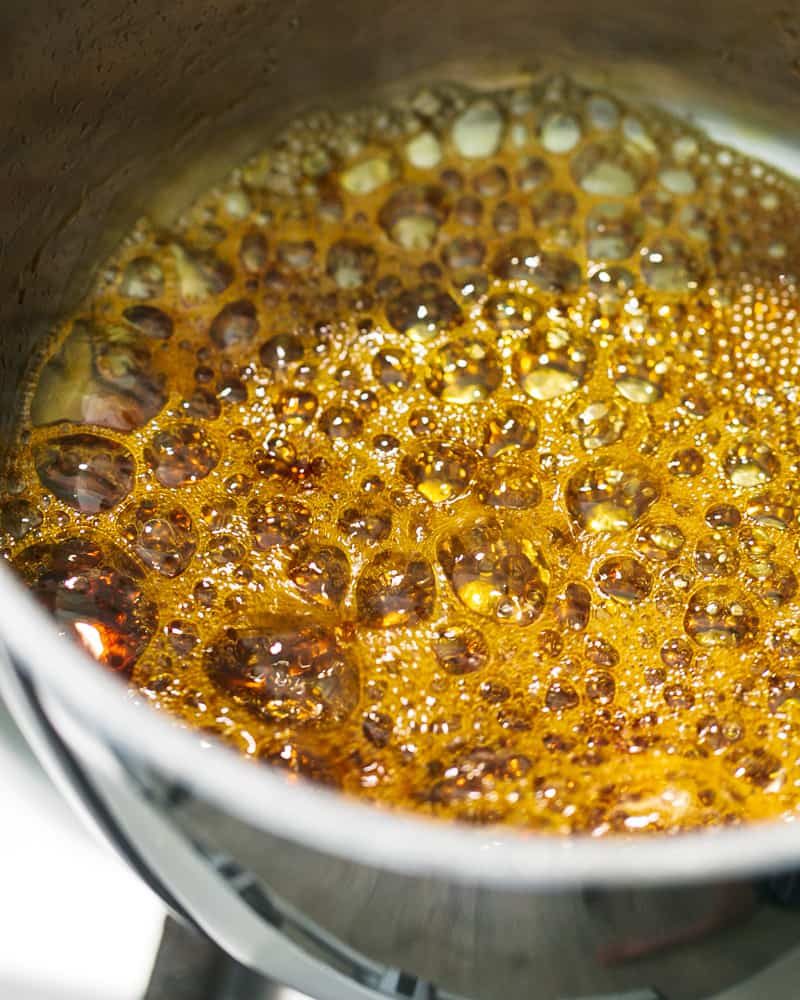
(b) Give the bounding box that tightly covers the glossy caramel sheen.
[7,76,800,833]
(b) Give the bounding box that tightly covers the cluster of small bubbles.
[145,425,220,487]
[10,74,800,833]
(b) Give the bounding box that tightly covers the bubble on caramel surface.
[356,550,436,628]
[514,323,594,400]
[10,74,800,834]
[432,623,489,675]
[288,542,350,608]
[565,459,659,533]
[400,442,476,503]
[425,338,502,404]
[15,538,156,676]
[122,501,197,577]
[483,404,539,457]
[205,618,359,724]
[34,434,135,513]
[438,517,550,625]
[30,319,168,432]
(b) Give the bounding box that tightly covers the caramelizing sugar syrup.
[7,75,800,834]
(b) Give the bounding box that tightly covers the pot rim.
[2,560,797,889]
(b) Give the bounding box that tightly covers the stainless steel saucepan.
[4,3,800,997]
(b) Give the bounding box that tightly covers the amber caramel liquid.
[7,76,800,834]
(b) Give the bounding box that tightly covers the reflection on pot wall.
[162,792,800,1000]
